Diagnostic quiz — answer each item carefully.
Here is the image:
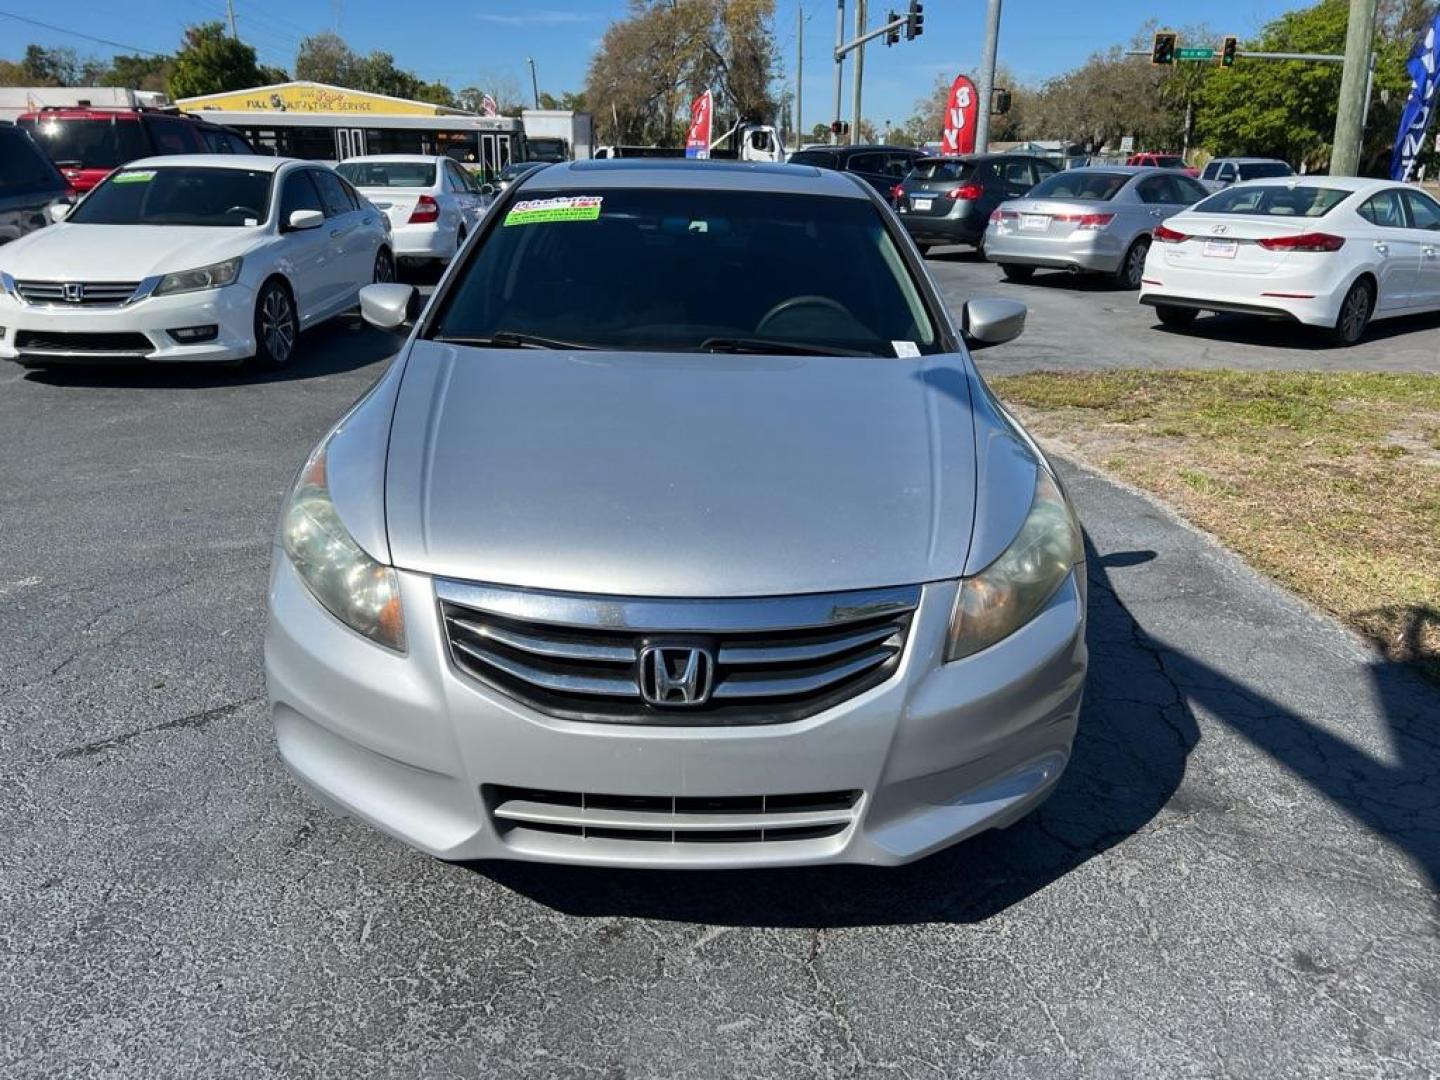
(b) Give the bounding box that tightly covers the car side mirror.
[962,297,1026,348]
[287,209,324,231]
[48,203,70,223]
[359,283,415,330]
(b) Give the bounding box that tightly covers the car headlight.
[280,441,405,651]
[154,257,242,296]
[946,468,1082,661]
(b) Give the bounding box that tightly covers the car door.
[312,168,373,306]
[1400,188,1440,309]
[843,152,889,192]
[274,169,333,324]
[1131,174,1181,243]
[1355,189,1420,313]
[445,160,483,231]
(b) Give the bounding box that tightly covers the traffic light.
[993,87,1012,115]
[886,10,901,46]
[1219,35,1238,67]
[1151,31,1177,66]
[905,0,924,41]
[830,120,850,135]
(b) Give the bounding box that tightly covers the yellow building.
[176,81,525,174]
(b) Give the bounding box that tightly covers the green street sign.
[1176,47,1215,60]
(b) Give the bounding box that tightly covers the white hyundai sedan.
[0,155,392,369]
[1138,176,1440,345]
[336,155,492,267]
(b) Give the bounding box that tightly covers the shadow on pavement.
[475,529,1440,926]
[20,315,402,389]
[1148,308,1440,349]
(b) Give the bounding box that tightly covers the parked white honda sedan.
[0,155,392,369]
[1138,176,1440,345]
[336,155,492,266]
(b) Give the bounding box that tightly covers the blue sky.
[4,0,1300,126]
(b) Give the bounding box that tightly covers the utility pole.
[796,4,804,144]
[226,0,239,39]
[851,0,867,144]
[527,57,540,110]
[1331,0,1379,175]
[832,0,845,144]
[974,0,1002,153]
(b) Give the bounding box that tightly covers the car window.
[1027,171,1130,201]
[17,116,150,170]
[279,169,325,223]
[846,152,884,175]
[336,161,437,188]
[1196,184,1350,217]
[1217,163,1238,181]
[1201,161,1221,180]
[145,116,202,155]
[226,132,253,154]
[199,127,233,154]
[788,150,837,169]
[1238,161,1293,180]
[449,161,479,193]
[909,159,972,183]
[1173,176,1209,204]
[1033,159,1058,178]
[1358,190,1408,228]
[1135,176,1173,204]
[1401,189,1440,231]
[882,154,914,178]
[430,187,939,356]
[67,166,272,227]
[0,128,64,195]
[1002,160,1034,186]
[312,169,355,216]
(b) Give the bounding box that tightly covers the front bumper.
[265,558,1088,868]
[983,224,1126,273]
[0,283,257,364]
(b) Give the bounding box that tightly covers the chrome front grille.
[436,579,920,726]
[14,280,141,306]
[486,785,861,846]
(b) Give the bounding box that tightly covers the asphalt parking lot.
[2,275,1438,1078]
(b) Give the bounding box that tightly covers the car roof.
[520,159,872,199]
[338,154,448,165]
[1054,165,1164,175]
[122,154,296,173]
[1211,157,1289,164]
[915,152,1047,164]
[1219,175,1385,192]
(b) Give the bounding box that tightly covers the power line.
[0,9,165,55]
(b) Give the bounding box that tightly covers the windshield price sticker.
[892,341,921,358]
[504,196,603,226]
[112,170,156,184]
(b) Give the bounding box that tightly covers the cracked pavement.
[1,299,1438,1079]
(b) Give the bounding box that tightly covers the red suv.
[1125,152,1200,178]
[16,108,255,193]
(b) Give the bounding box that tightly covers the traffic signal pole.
[1332,0,1379,175]
[851,0,867,145]
[832,0,845,144]
[974,0,1003,153]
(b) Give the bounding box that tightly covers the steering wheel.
[755,295,851,336]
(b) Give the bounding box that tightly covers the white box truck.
[521,110,594,162]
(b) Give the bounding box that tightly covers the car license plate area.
[912,198,933,211]
[1203,238,1238,259]
[1021,214,1050,231]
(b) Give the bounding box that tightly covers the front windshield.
[429,186,938,356]
[1027,171,1130,201]
[1194,184,1348,217]
[68,167,274,227]
[336,161,436,188]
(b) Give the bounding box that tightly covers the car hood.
[384,341,980,598]
[0,223,257,280]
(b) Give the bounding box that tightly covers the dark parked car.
[895,154,1058,255]
[787,145,926,195]
[0,126,71,246]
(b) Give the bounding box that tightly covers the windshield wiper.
[698,336,875,357]
[432,330,597,350]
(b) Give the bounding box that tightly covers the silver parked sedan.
[985,166,1210,288]
[265,159,1088,869]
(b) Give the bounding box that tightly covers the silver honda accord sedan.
[265,159,1088,868]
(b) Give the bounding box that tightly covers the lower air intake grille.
[14,329,153,354]
[486,785,861,845]
[436,579,920,726]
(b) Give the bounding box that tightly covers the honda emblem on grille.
[62,283,84,303]
[639,645,715,707]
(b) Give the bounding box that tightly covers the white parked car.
[336,155,491,266]
[1138,176,1440,345]
[0,155,392,369]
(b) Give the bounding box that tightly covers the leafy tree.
[15,44,106,86]
[168,22,262,98]
[0,59,27,86]
[295,32,357,85]
[101,54,172,93]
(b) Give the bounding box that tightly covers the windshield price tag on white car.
[1203,238,1238,259]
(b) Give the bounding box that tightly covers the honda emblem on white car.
[639,645,715,706]
[62,283,84,303]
